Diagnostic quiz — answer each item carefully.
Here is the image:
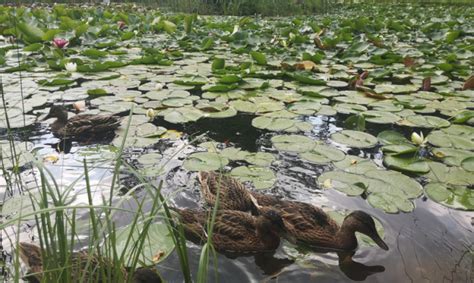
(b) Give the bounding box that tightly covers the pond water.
[0,3,473,283]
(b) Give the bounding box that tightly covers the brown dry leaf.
[73,101,86,112]
[280,62,293,70]
[317,28,326,37]
[152,250,165,263]
[360,71,369,80]
[403,56,416,67]
[43,154,59,164]
[368,38,384,48]
[462,75,474,90]
[313,36,326,50]
[422,77,431,91]
[350,159,358,165]
[357,85,391,100]
[294,60,317,71]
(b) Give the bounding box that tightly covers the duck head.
[43,105,68,121]
[341,211,389,251]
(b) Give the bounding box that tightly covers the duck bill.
[371,234,389,251]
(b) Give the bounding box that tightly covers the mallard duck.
[18,242,162,283]
[43,105,120,140]
[197,171,389,251]
[171,208,286,254]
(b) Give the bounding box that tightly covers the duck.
[171,207,286,254]
[197,171,389,251]
[198,171,281,214]
[43,105,120,140]
[18,242,162,283]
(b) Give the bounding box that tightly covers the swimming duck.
[197,171,389,251]
[198,171,282,214]
[171,208,286,254]
[18,242,162,283]
[43,105,120,140]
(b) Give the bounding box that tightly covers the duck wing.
[199,172,257,213]
[60,114,120,138]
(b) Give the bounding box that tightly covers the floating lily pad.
[331,130,378,149]
[183,152,229,171]
[300,145,346,164]
[230,166,276,189]
[425,183,473,211]
[271,135,315,153]
[114,222,174,266]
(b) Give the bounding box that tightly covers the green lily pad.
[427,131,474,150]
[425,183,473,211]
[114,222,174,266]
[299,145,346,164]
[367,192,415,213]
[183,152,229,171]
[252,116,295,131]
[461,157,474,172]
[331,130,378,149]
[383,155,430,173]
[271,135,315,153]
[400,115,451,128]
[230,166,276,189]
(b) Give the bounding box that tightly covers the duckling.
[171,208,286,254]
[18,242,162,283]
[197,171,389,251]
[43,105,120,140]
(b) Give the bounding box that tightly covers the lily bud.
[65,62,77,72]
[411,132,424,145]
[146,108,156,121]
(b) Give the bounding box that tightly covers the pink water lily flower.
[52,38,69,49]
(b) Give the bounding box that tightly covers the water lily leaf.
[331,130,378,149]
[229,100,257,113]
[384,155,430,173]
[252,116,295,131]
[230,166,275,189]
[218,75,242,84]
[137,153,163,166]
[300,145,346,164]
[367,193,415,213]
[461,157,474,172]
[400,115,450,128]
[344,114,365,131]
[425,183,473,211]
[427,131,474,150]
[424,162,474,186]
[452,110,474,124]
[206,107,237,118]
[220,147,251,160]
[202,84,238,92]
[211,58,225,71]
[319,172,367,196]
[163,107,204,124]
[114,222,174,266]
[17,22,45,43]
[162,20,177,33]
[271,134,315,153]
[363,111,401,124]
[250,51,267,65]
[432,148,474,167]
[87,88,108,97]
[245,152,275,167]
[377,130,410,145]
[184,152,229,171]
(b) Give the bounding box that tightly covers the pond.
[0,2,473,282]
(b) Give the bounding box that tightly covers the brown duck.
[18,242,162,283]
[197,171,389,251]
[43,105,120,140]
[171,208,286,254]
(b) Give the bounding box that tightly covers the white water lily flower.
[411,132,424,146]
[155,83,164,90]
[146,108,156,121]
[65,62,77,72]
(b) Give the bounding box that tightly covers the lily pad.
[331,130,378,149]
[300,145,346,164]
[271,135,315,153]
[230,166,276,189]
[183,152,229,171]
[114,222,174,266]
[425,183,473,211]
